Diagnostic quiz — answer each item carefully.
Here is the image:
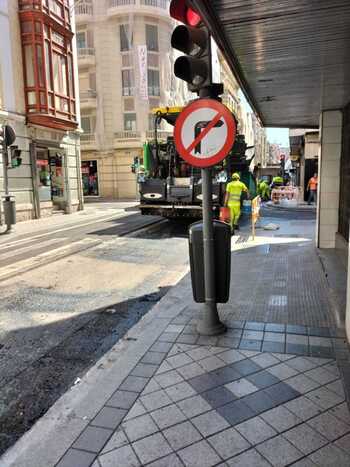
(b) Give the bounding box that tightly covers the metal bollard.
[2,196,16,232]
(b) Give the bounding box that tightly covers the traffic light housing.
[10,146,22,168]
[170,0,212,94]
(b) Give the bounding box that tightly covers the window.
[148,69,160,96]
[148,113,155,131]
[81,117,91,133]
[120,24,132,51]
[76,32,86,49]
[124,113,137,131]
[122,69,134,96]
[146,25,158,52]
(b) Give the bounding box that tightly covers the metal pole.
[3,148,9,196]
[197,167,226,335]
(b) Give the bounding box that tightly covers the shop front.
[82,160,99,197]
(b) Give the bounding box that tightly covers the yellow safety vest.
[226,181,247,204]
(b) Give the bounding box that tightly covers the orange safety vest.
[309,177,318,191]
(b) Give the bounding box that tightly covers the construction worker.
[270,174,284,190]
[307,173,318,205]
[258,179,270,201]
[224,173,249,232]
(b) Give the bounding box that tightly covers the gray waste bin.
[189,220,231,303]
[2,196,16,225]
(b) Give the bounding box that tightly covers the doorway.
[36,148,65,204]
[82,160,99,196]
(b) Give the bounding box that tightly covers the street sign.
[174,98,236,168]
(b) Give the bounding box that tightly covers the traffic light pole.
[197,167,226,335]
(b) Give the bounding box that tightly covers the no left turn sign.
[174,99,236,168]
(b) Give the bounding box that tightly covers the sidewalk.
[2,210,350,467]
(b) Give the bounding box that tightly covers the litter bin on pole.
[2,195,16,232]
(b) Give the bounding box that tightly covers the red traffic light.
[170,0,201,27]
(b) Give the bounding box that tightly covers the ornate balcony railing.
[75,1,93,16]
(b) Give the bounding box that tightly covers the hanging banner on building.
[138,45,148,100]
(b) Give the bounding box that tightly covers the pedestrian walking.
[224,173,249,232]
[307,173,318,205]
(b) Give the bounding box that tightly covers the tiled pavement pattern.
[56,318,350,467]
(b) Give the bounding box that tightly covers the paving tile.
[309,444,350,467]
[285,374,320,394]
[91,407,127,430]
[239,339,262,351]
[159,332,179,342]
[177,334,199,345]
[305,367,336,385]
[56,449,96,467]
[217,337,240,348]
[329,401,350,424]
[147,453,185,467]
[264,382,300,405]
[125,401,147,420]
[309,337,332,348]
[142,351,166,365]
[285,356,318,372]
[256,435,303,467]
[217,349,246,364]
[198,355,226,372]
[197,335,219,346]
[186,347,213,361]
[176,362,206,379]
[265,323,286,333]
[231,359,261,377]
[202,386,236,408]
[119,376,149,392]
[264,332,286,343]
[132,433,172,465]
[323,362,341,377]
[122,413,159,442]
[306,386,344,410]
[289,459,317,467]
[286,325,308,335]
[178,439,221,467]
[191,409,229,437]
[100,429,128,454]
[142,379,162,396]
[73,426,112,453]
[239,350,261,358]
[177,395,212,418]
[286,334,309,345]
[308,327,331,337]
[208,427,250,459]
[245,321,265,331]
[236,415,277,445]
[141,389,173,411]
[286,344,309,356]
[99,445,141,466]
[156,361,173,374]
[284,396,322,421]
[165,381,197,402]
[284,423,328,455]
[155,370,184,388]
[242,330,264,340]
[225,378,258,398]
[272,352,295,361]
[107,390,139,410]
[242,390,276,414]
[309,346,335,359]
[163,421,202,450]
[187,373,220,393]
[166,324,186,333]
[306,356,333,366]
[335,433,350,454]
[217,399,257,425]
[250,353,280,369]
[131,363,158,378]
[261,405,302,432]
[211,365,242,385]
[225,328,244,339]
[246,370,281,389]
[307,411,350,441]
[262,341,285,353]
[230,320,245,329]
[150,341,174,353]
[226,448,271,467]
[151,404,187,429]
[267,363,298,380]
[167,353,194,369]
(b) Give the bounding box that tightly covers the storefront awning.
[190,0,350,128]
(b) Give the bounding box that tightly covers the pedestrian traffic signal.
[10,146,22,168]
[170,0,212,94]
[0,124,16,151]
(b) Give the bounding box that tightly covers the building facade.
[0,0,82,222]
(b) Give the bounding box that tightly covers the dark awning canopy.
[190,0,350,128]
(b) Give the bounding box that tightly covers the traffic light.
[170,0,212,94]
[0,124,16,152]
[10,146,22,168]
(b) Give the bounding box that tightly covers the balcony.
[80,132,97,150]
[114,130,142,148]
[75,0,93,23]
[107,0,169,18]
[77,48,95,67]
[146,130,172,140]
[80,89,97,109]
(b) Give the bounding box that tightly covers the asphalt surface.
[0,211,190,455]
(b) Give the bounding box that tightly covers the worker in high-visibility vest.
[224,173,249,232]
[258,179,270,201]
[270,175,284,189]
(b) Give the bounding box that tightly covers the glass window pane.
[45,41,52,90]
[81,116,91,133]
[36,45,44,87]
[120,25,132,51]
[124,113,136,131]
[147,69,160,96]
[24,45,35,87]
[76,32,86,49]
[146,25,158,52]
[122,69,134,96]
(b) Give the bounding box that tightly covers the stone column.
[317,110,343,248]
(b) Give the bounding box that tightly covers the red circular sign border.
[174,98,236,168]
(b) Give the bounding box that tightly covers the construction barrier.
[251,196,261,240]
[271,186,300,204]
